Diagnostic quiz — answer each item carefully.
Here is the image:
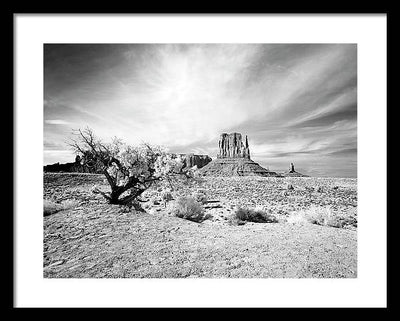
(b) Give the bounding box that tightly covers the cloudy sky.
[44,44,357,177]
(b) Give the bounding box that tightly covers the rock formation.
[43,156,103,174]
[201,132,281,177]
[218,133,250,159]
[281,163,309,177]
[200,158,281,177]
[179,153,212,169]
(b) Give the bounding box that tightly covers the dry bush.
[192,190,207,204]
[161,190,174,204]
[286,212,309,225]
[307,206,342,227]
[169,197,205,223]
[228,217,246,226]
[287,206,356,228]
[233,206,278,224]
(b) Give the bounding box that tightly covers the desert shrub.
[159,189,174,209]
[286,212,309,225]
[228,216,247,226]
[305,206,344,227]
[169,196,205,222]
[286,206,356,228]
[192,190,207,204]
[233,206,278,223]
[161,190,174,203]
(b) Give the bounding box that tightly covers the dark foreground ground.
[43,173,357,278]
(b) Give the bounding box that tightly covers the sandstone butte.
[200,132,282,177]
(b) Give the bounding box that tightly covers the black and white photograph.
[43,43,358,278]
[13,13,388,307]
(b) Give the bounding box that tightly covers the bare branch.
[103,169,116,189]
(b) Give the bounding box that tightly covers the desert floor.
[43,173,357,278]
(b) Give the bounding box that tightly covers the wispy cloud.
[44,44,357,177]
[45,119,72,125]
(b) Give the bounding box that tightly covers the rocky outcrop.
[43,160,103,174]
[44,155,103,174]
[200,158,281,177]
[281,163,309,177]
[179,153,212,169]
[44,161,76,173]
[218,133,250,159]
[201,132,281,177]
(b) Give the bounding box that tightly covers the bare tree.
[69,127,194,208]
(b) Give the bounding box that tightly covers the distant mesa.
[178,153,212,169]
[44,153,212,174]
[280,163,309,177]
[43,155,103,174]
[200,132,281,177]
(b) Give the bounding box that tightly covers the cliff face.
[200,158,281,177]
[217,133,250,159]
[180,153,212,169]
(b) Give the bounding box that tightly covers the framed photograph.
[14,14,387,308]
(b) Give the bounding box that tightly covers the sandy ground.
[43,173,357,278]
